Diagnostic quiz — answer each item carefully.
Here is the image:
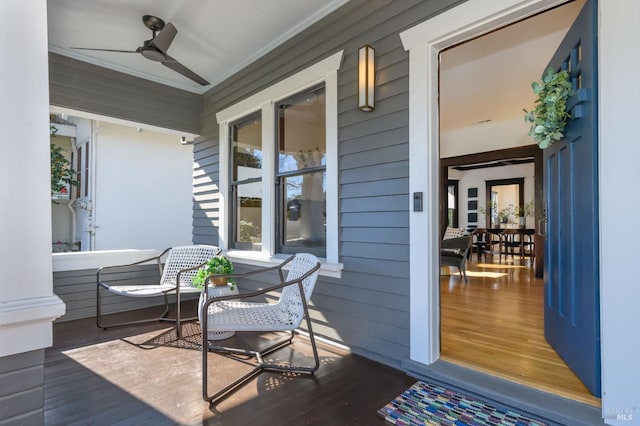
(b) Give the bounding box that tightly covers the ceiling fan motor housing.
[140,45,166,62]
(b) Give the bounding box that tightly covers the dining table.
[473,227,535,263]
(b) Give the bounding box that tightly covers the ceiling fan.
[71,15,210,86]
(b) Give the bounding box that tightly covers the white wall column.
[0,0,65,357]
[598,1,640,424]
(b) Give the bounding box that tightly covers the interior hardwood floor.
[45,306,415,425]
[440,254,601,407]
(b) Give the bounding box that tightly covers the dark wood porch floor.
[45,306,414,425]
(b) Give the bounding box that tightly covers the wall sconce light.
[358,45,375,112]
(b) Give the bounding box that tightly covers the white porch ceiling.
[47,0,582,132]
[47,0,349,94]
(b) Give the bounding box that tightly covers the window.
[447,180,458,228]
[229,114,263,251]
[217,51,342,272]
[485,178,524,228]
[74,142,90,199]
[276,86,326,257]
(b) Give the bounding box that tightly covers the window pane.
[278,87,326,174]
[231,116,262,183]
[282,171,325,251]
[232,182,262,249]
[230,114,262,251]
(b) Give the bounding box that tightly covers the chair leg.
[202,322,320,404]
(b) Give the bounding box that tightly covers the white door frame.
[398,0,568,366]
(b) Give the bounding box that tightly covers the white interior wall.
[93,124,194,250]
[451,163,535,229]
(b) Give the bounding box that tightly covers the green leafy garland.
[524,67,574,149]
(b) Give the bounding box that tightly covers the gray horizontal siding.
[53,265,198,322]
[194,0,464,369]
[49,53,202,134]
[0,350,44,425]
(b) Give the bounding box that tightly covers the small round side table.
[198,283,239,340]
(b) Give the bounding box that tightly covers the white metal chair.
[201,253,321,404]
[96,245,221,337]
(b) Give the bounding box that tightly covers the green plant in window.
[239,220,260,243]
[524,67,574,149]
[50,126,78,194]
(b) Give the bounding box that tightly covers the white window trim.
[399,0,567,366]
[216,51,344,278]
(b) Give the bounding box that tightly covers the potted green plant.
[193,256,235,290]
[516,201,535,219]
[524,67,574,149]
[515,201,535,226]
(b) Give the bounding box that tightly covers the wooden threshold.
[440,257,601,407]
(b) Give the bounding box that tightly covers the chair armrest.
[202,255,296,287]
[96,247,171,286]
[441,236,471,250]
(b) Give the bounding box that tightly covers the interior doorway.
[440,146,543,276]
[437,0,597,405]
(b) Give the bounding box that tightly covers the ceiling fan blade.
[70,47,139,54]
[150,22,177,54]
[162,56,210,86]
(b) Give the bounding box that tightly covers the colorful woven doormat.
[377,381,547,426]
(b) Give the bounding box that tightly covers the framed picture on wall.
[468,212,478,223]
[468,187,478,198]
[468,200,478,210]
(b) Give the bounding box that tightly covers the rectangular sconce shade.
[358,45,375,111]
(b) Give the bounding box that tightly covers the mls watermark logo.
[605,407,635,422]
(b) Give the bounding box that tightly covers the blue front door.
[543,0,600,397]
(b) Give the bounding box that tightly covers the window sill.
[52,249,162,272]
[52,249,343,278]
[224,250,343,278]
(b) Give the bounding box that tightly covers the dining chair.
[501,228,523,260]
[486,229,504,262]
[523,228,536,261]
[471,228,489,261]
